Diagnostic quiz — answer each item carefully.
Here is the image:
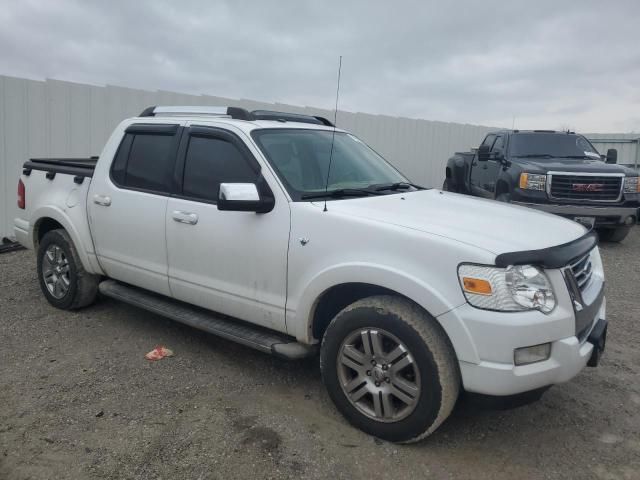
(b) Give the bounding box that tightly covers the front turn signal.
[462,277,493,296]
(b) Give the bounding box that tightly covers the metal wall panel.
[0,76,6,239]
[585,133,639,169]
[8,75,635,239]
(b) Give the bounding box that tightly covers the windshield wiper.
[512,154,555,158]
[373,181,426,192]
[555,155,595,159]
[300,188,383,200]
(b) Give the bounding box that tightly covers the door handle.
[93,194,112,206]
[172,210,199,225]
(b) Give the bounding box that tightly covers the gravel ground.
[1,230,639,480]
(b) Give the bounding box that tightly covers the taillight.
[17,179,25,209]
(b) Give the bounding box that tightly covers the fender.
[446,153,473,194]
[289,262,478,362]
[31,205,104,275]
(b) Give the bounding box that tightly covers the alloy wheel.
[42,244,70,299]
[337,327,421,422]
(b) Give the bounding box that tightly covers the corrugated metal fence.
[0,75,495,239]
[585,133,640,171]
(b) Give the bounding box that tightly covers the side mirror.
[606,148,617,164]
[217,182,274,213]
[477,144,490,162]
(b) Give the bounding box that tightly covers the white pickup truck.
[14,106,607,443]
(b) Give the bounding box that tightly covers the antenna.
[511,115,516,130]
[323,55,342,212]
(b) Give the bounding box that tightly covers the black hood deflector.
[494,231,598,268]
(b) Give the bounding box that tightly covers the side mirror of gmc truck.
[605,149,618,164]
[217,181,275,213]
[477,144,490,162]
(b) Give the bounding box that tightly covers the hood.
[514,157,635,175]
[324,190,586,256]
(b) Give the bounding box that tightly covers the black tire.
[37,229,99,310]
[496,193,511,203]
[320,295,460,443]
[597,226,631,243]
[442,178,456,192]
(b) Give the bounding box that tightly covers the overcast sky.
[1,0,639,132]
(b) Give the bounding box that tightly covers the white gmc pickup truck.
[14,106,607,443]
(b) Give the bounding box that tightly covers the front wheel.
[496,193,511,203]
[597,226,631,243]
[320,295,460,443]
[37,229,99,310]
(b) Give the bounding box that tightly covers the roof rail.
[138,106,334,126]
[139,106,253,120]
[251,110,334,126]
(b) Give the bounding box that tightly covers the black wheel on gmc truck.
[597,226,631,243]
[37,229,100,310]
[320,295,460,443]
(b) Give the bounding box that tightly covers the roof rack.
[138,106,334,126]
[251,110,334,126]
[139,106,253,120]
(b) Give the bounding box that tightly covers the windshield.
[509,133,601,159]
[252,129,410,200]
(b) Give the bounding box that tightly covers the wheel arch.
[31,206,102,275]
[495,179,511,198]
[291,264,475,362]
[445,166,452,179]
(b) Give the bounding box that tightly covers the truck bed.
[23,157,98,178]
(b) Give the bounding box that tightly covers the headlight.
[623,176,640,193]
[519,173,547,191]
[458,264,556,313]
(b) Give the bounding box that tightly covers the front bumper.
[511,201,637,227]
[460,332,596,396]
[437,272,606,396]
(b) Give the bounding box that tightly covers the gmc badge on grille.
[572,183,604,192]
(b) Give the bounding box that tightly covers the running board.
[98,280,316,360]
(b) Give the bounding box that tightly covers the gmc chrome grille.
[549,173,623,202]
[569,251,593,292]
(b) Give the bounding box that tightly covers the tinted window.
[182,136,258,202]
[491,135,504,152]
[509,134,600,159]
[111,133,133,185]
[124,133,176,192]
[481,134,496,147]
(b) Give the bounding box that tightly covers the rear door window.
[110,125,180,194]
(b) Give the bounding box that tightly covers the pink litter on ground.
[145,346,174,361]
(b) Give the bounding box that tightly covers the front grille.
[569,251,593,292]
[549,174,622,201]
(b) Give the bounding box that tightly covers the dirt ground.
[1,230,639,480]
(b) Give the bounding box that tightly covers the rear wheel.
[442,178,456,192]
[597,226,631,243]
[320,295,460,443]
[37,229,99,310]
